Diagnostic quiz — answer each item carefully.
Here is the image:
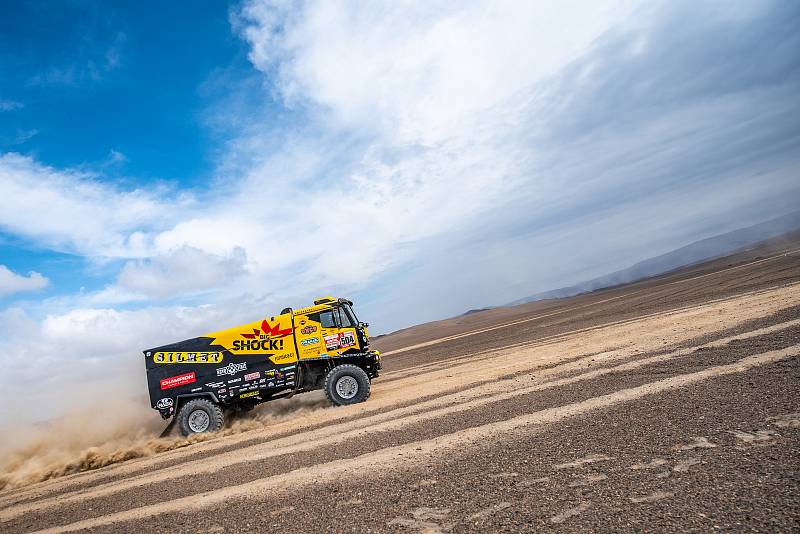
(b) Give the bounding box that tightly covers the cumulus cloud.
[8,0,795,310]
[134,0,640,298]
[238,0,639,142]
[0,265,48,297]
[117,246,249,298]
[0,153,188,258]
[9,0,795,313]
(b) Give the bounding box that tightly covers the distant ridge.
[508,210,800,306]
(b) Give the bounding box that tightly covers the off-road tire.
[177,398,225,436]
[324,364,371,406]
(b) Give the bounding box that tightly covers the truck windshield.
[344,304,359,324]
[336,306,355,328]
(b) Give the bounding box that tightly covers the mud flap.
[159,417,178,438]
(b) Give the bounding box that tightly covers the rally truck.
[143,297,381,436]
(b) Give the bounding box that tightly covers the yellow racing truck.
[144,297,380,436]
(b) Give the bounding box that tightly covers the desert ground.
[1,237,799,533]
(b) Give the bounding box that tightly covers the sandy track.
[33,345,800,534]
[1,250,799,533]
[3,282,796,510]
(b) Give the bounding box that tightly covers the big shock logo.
[232,338,285,351]
[207,319,293,355]
[242,320,292,339]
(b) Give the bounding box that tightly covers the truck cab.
[293,297,371,360]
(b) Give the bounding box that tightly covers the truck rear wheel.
[324,364,371,406]
[177,398,224,436]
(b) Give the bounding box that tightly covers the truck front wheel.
[324,364,371,406]
[177,398,225,436]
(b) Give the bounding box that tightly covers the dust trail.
[0,393,330,491]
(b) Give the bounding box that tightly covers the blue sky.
[0,1,252,183]
[0,0,798,422]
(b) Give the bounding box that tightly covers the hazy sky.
[0,1,798,422]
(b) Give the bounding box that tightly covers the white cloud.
[135,0,640,297]
[239,0,638,143]
[117,246,249,298]
[0,153,188,258]
[0,265,48,297]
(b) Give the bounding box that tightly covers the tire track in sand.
[3,317,798,524]
[29,345,800,533]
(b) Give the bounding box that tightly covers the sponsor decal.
[155,398,174,409]
[207,318,294,355]
[324,334,340,350]
[339,331,356,348]
[300,325,317,335]
[227,377,242,384]
[207,381,224,388]
[267,381,275,387]
[217,362,247,376]
[219,388,227,393]
[264,370,275,378]
[301,337,319,346]
[319,353,328,358]
[153,351,223,364]
[240,391,259,398]
[270,352,296,364]
[160,372,196,390]
[280,365,296,371]
[232,338,285,351]
[286,381,295,386]
[244,371,260,381]
[241,319,293,339]
[190,387,202,393]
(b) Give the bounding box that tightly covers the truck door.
[319,308,341,356]
[320,306,359,356]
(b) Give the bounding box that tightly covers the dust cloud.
[0,393,330,491]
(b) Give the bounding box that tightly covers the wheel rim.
[188,409,210,433]
[335,375,359,399]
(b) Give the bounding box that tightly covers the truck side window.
[319,311,336,328]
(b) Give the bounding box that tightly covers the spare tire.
[177,398,225,436]
[324,364,371,406]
